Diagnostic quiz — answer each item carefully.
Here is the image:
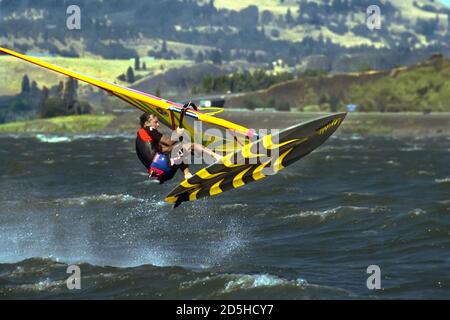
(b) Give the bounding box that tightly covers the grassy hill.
[0,55,191,96]
[225,54,450,112]
[212,0,448,20]
[1,0,449,71]
[213,0,449,47]
[212,0,298,14]
[344,55,450,112]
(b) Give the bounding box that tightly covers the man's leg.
[179,163,192,179]
[186,143,222,162]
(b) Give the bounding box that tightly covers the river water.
[0,132,449,299]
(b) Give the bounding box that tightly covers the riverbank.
[0,114,115,133]
[1,111,449,136]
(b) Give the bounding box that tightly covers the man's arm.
[159,135,177,147]
[159,128,184,151]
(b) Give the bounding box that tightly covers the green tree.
[31,81,39,96]
[285,9,294,25]
[55,81,64,98]
[329,95,340,112]
[210,50,222,65]
[40,97,66,118]
[127,67,135,83]
[261,10,273,24]
[195,51,204,63]
[184,48,194,59]
[74,101,92,115]
[21,75,30,94]
[39,86,49,116]
[303,84,318,106]
[64,77,77,114]
[161,40,168,54]
[134,56,141,70]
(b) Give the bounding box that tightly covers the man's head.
[140,113,160,129]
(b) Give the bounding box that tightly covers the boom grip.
[178,102,198,141]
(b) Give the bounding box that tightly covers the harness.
[149,153,173,183]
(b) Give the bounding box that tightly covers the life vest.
[136,128,160,169]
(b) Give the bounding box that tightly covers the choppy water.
[0,133,449,299]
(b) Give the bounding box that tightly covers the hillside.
[1,0,450,72]
[224,54,450,112]
[0,55,191,96]
[131,62,236,98]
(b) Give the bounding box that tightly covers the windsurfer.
[136,113,221,183]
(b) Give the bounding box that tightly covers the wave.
[0,258,353,299]
[416,170,435,176]
[435,177,450,184]
[339,134,363,141]
[343,191,374,197]
[13,277,66,294]
[220,203,248,210]
[400,145,424,152]
[278,171,310,179]
[222,274,307,293]
[282,208,339,221]
[0,133,28,140]
[408,208,427,216]
[281,205,384,222]
[53,193,144,206]
[36,134,71,143]
[35,133,134,143]
[180,273,352,299]
[386,160,400,166]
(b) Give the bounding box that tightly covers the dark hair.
[140,113,153,128]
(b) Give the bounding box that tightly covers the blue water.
[0,133,449,299]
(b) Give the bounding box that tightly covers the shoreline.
[0,111,449,136]
[99,110,450,137]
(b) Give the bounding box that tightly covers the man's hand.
[176,127,184,137]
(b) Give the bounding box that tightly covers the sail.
[165,113,347,207]
[0,47,255,153]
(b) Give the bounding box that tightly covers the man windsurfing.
[136,113,221,183]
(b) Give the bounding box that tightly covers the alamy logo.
[168,121,283,176]
[66,265,81,290]
[66,5,81,30]
[366,265,381,290]
[366,5,381,30]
